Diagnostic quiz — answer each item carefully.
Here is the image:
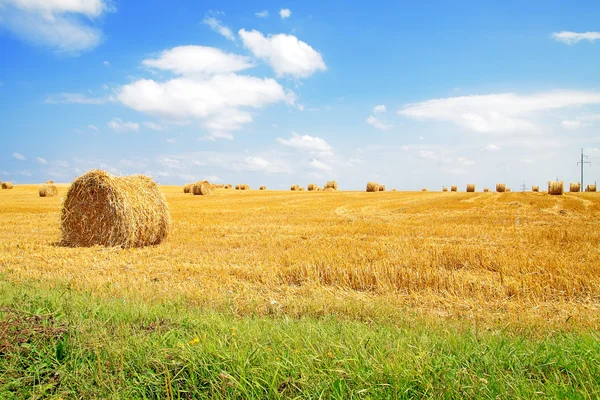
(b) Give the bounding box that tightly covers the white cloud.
[276,132,333,155]
[552,31,600,45]
[88,124,99,132]
[46,92,113,104]
[239,29,326,78]
[142,46,253,77]
[398,91,600,134]
[159,157,180,168]
[0,0,111,54]
[255,10,268,18]
[366,115,393,130]
[373,105,386,113]
[279,8,291,19]
[561,120,583,130]
[457,157,474,166]
[238,156,289,173]
[202,16,235,41]
[204,175,221,182]
[107,118,140,133]
[308,158,332,171]
[143,122,163,131]
[419,150,436,160]
[36,156,47,164]
[103,60,110,66]
[12,152,26,160]
[485,144,500,151]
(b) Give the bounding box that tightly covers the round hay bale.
[60,170,170,248]
[192,181,211,196]
[183,184,192,193]
[366,182,379,192]
[291,184,299,191]
[260,186,266,190]
[391,188,397,191]
[496,183,506,193]
[569,182,580,192]
[422,188,428,192]
[299,187,304,191]
[548,181,564,195]
[39,184,58,197]
[379,185,386,192]
[307,183,317,191]
[532,186,539,192]
[483,188,490,192]
[451,185,457,192]
[240,184,250,190]
[2,182,13,189]
[324,181,338,190]
[46,180,54,184]
[586,184,596,192]
[442,187,448,192]
[506,188,511,193]
[224,184,232,189]
[466,184,475,192]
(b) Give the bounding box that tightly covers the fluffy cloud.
[255,10,268,17]
[239,29,326,78]
[142,46,253,77]
[561,120,583,130]
[0,0,112,54]
[107,118,139,133]
[552,31,600,45]
[276,132,333,155]
[279,8,291,19]
[202,16,235,41]
[36,156,48,164]
[398,91,600,134]
[12,152,26,160]
[373,105,386,113]
[366,115,393,130]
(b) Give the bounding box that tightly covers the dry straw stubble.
[60,170,170,248]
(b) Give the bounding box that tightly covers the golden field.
[1,185,600,329]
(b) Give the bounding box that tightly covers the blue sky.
[1,0,600,190]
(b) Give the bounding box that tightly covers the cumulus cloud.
[239,29,326,78]
[373,105,386,113]
[279,8,291,19]
[107,118,139,133]
[255,10,268,18]
[12,152,26,160]
[142,46,253,77]
[276,132,333,155]
[202,16,235,41]
[36,156,47,164]
[0,0,112,54]
[398,91,600,134]
[561,120,583,130]
[366,115,393,130]
[552,31,600,45]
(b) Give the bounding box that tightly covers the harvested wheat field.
[1,185,599,326]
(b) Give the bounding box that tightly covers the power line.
[577,148,591,192]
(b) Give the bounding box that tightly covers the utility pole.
[520,181,526,192]
[577,148,591,192]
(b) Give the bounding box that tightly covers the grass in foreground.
[1,280,599,399]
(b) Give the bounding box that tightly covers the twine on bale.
[60,170,170,248]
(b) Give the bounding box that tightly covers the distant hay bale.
[466,184,475,192]
[192,181,211,196]
[422,188,428,192]
[442,187,448,192]
[299,187,304,191]
[39,184,58,197]
[532,186,539,192]
[2,182,13,189]
[391,188,397,191]
[379,185,386,192]
[307,183,318,191]
[225,184,232,189]
[496,183,506,193]
[323,187,336,192]
[366,182,379,192]
[60,170,170,248]
[484,188,490,192]
[548,181,564,195]
[291,184,299,191]
[183,184,192,193]
[240,184,250,190]
[260,186,266,190]
[235,184,240,190]
[46,180,54,184]
[506,188,511,193]
[451,185,457,192]
[324,181,338,190]
[569,182,580,192]
[586,184,596,192]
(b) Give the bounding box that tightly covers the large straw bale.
[291,184,300,191]
[39,184,58,197]
[548,181,564,195]
[466,184,475,192]
[2,182,13,189]
[183,184,192,193]
[569,182,580,192]
[60,170,170,248]
[307,184,318,191]
[532,186,539,192]
[366,182,379,192]
[192,181,211,196]
[378,185,386,192]
[260,186,266,190]
[496,183,506,193]
[450,185,457,192]
[324,181,338,190]
[586,184,596,192]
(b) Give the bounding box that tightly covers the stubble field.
[1,185,600,398]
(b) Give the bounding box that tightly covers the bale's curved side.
[496,183,506,193]
[2,182,13,189]
[61,170,170,248]
[192,181,211,196]
[183,184,192,193]
[466,184,475,192]
[366,182,379,192]
[39,184,58,197]
[548,181,564,195]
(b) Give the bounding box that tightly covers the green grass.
[1,280,599,399]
